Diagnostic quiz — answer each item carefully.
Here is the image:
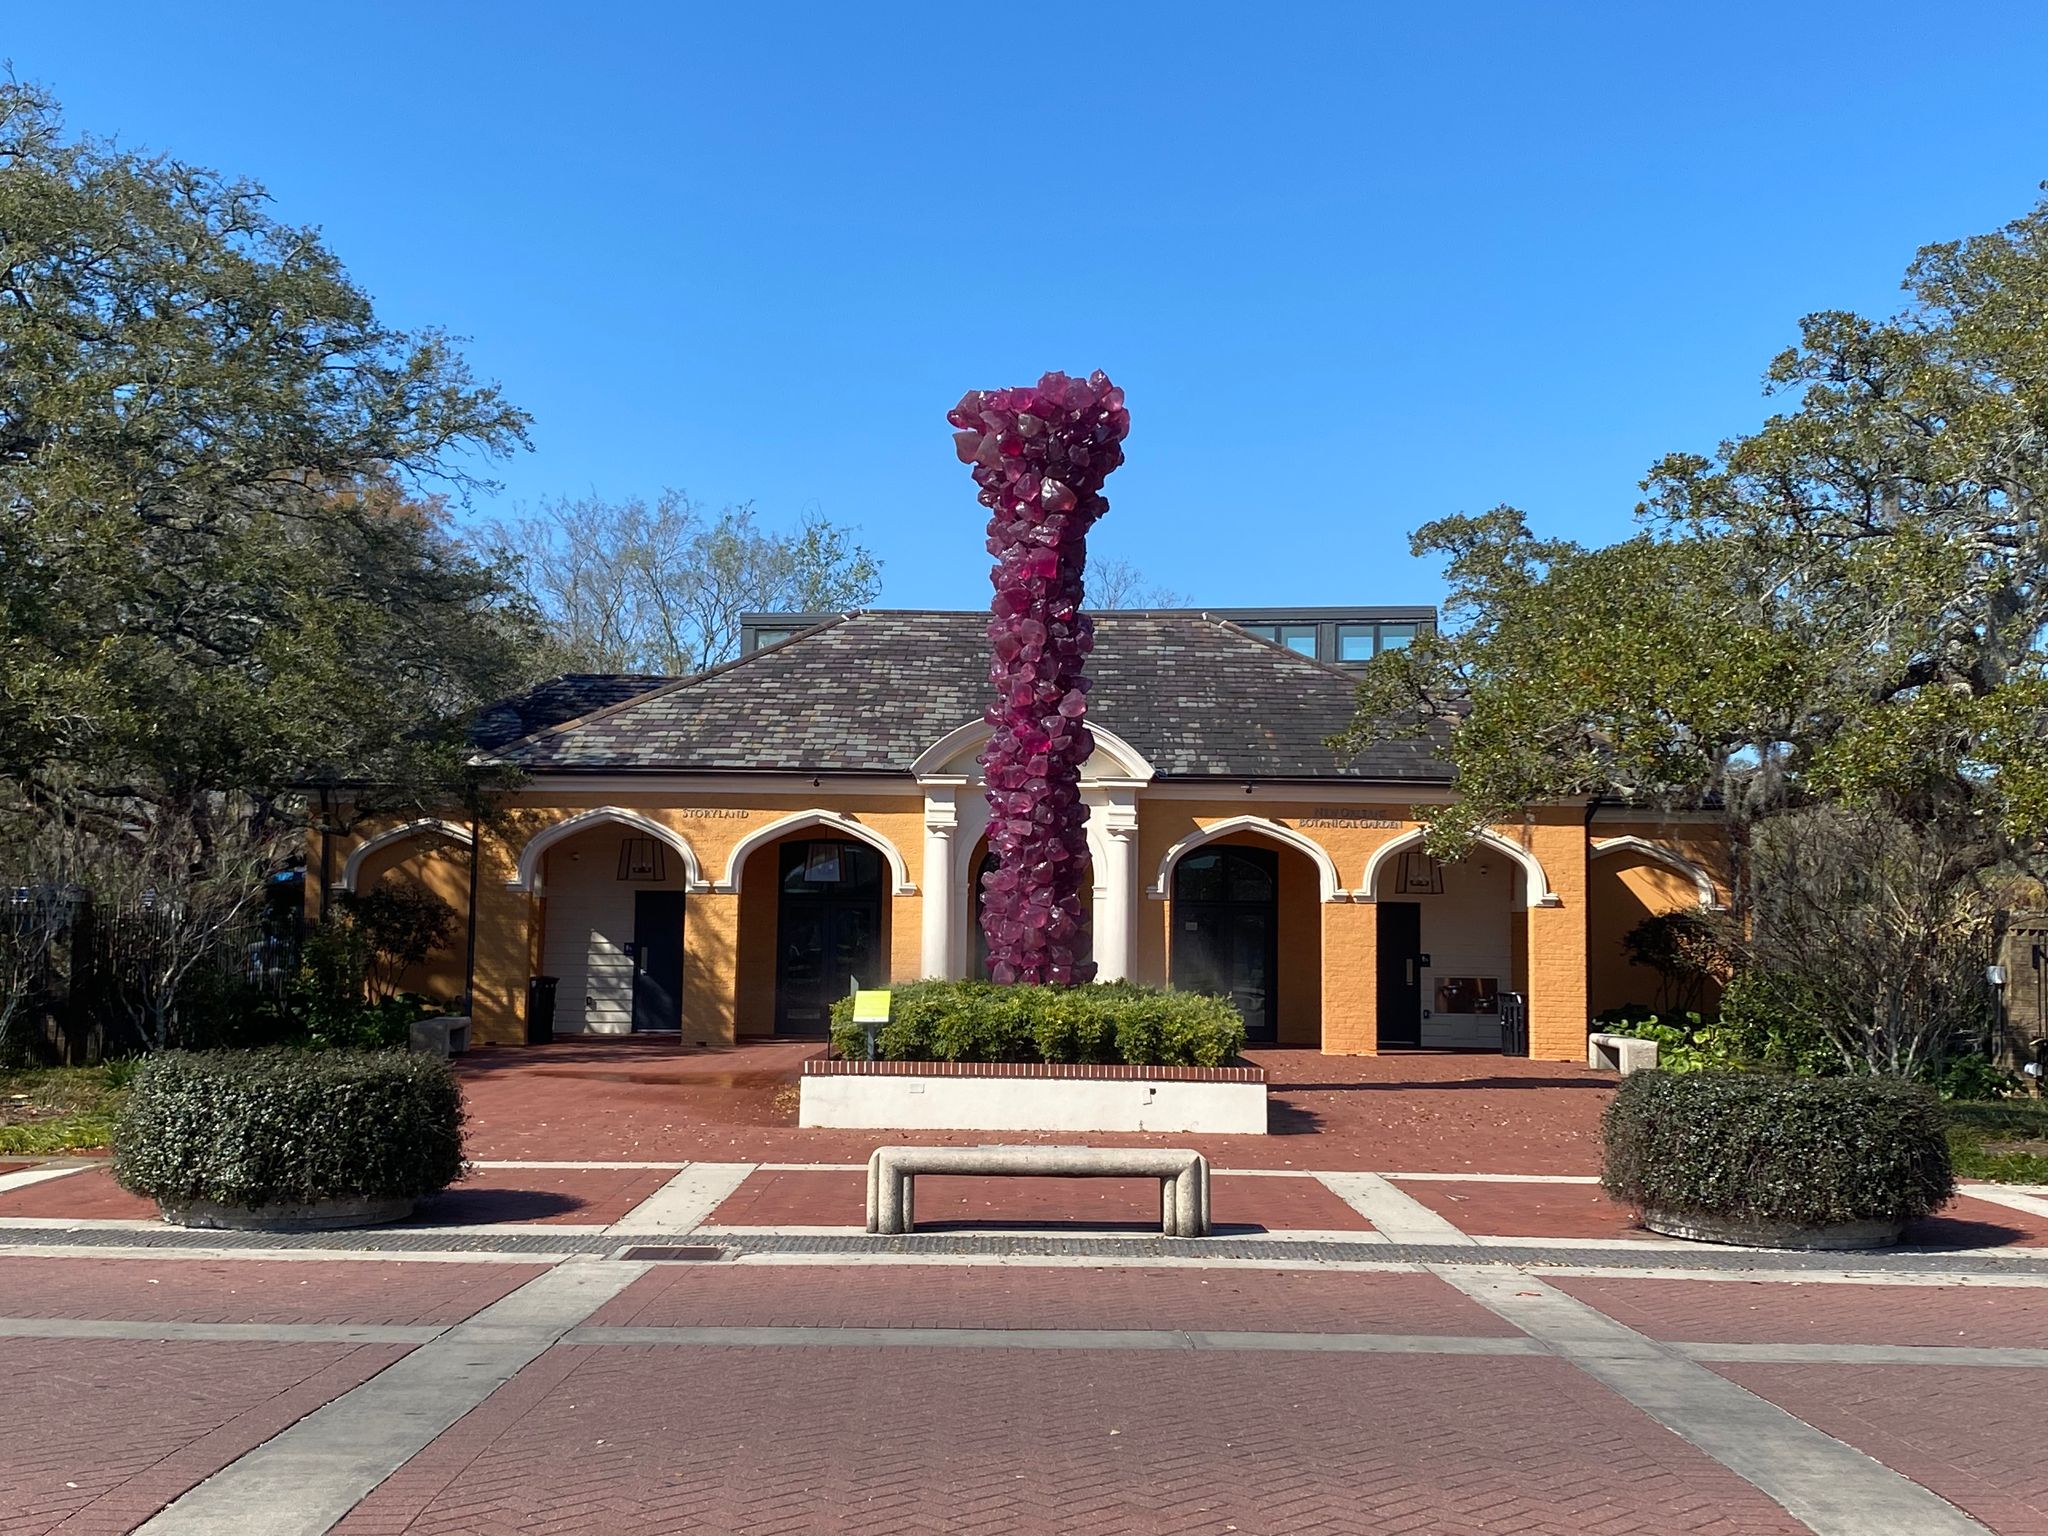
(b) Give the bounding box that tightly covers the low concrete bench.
[410,1015,471,1058]
[865,1145,1211,1237]
[1588,1032,1658,1075]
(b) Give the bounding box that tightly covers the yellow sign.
[852,989,892,1024]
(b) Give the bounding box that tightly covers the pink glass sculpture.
[948,370,1130,984]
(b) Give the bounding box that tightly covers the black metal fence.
[2,878,302,1063]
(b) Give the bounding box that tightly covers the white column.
[919,790,958,979]
[1094,804,1141,982]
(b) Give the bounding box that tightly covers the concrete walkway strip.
[0,1164,91,1195]
[1958,1182,2048,1220]
[564,1324,1547,1354]
[1680,1339,2048,1369]
[1435,1263,1992,1536]
[607,1161,757,1235]
[1318,1171,1476,1243]
[137,1256,649,1536]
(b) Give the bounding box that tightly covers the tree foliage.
[1338,190,2048,1071]
[491,491,881,675]
[1341,190,2048,869]
[0,77,540,868]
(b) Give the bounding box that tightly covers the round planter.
[1641,1207,1904,1251]
[157,1195,416,1232]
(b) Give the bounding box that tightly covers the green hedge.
[829,980,1247,1068]
[1602,1070,1953,1226]
[113,1049,465,1209]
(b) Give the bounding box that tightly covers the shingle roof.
[476,612,1450,782]
[469,673,671,751]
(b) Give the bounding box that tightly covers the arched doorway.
[1171,845,1280,1041]
[772,838,886,1035]
[1371,846,1515,1050]
[965,837,1092,980]
[533,821,691,1036]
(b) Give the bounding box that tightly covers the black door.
[1376,900,1422,1048]
[1172,846,1279,1042]
[631,891,686,1033]
[775,840,884,1036]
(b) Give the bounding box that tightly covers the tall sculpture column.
[949,371,1130,984]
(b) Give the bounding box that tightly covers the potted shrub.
[1602,1070,1953,1249]
[114,1049,465,1230]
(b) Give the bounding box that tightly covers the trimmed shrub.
[829,980,1246,1068]
[113,1049,465,1209]
[1602,1070,1953,1227]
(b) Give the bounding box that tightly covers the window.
[1378,622,1417,651]
[1275,624,1318,657]
[1240,623,1277,643]
[1335,624,1376,663]
[749,627,799,652]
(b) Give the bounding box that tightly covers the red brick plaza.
[3,1044,2046,1534]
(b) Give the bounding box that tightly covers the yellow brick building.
[315,611,1726,1062]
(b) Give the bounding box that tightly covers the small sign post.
[852,988,892,1062]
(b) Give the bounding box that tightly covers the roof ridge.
[1197,614,1375,689]
[469,613,860,762]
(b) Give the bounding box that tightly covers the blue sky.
[12,3,2048,610]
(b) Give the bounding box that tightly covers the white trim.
[510,807,706,894]
[1147,815,1347,903]
[909,718,1157,784]
[338,818,473,894]
[499,774,919,799]
[1589,836,1724,910]
[716,808,916,895]
[1358,827,1558,910]
[1141,781,1461,803]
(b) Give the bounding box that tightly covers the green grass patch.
[0,1063,134,1154]
[1947,1098,2048,1185]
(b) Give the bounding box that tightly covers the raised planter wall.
[798,1055,1268,1135]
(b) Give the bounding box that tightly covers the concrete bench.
[410,1015,471,1058]
[865,1145,1211,1237]
[1588,1032,1659,1075]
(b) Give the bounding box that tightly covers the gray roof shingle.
[477,612,1449,782]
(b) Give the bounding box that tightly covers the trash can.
[1498,991,1529,1058]
[526,975,559,1045]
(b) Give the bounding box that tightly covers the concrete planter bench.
[158,1195,417,1232]
[800,1054,1267,1135]
[1588,1032,1659,1074]
[410,1015,471,1057]
[865,1144,1211,1236]
[1639,1208,1904,1250]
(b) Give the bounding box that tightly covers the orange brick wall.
[324,792,1725,1061]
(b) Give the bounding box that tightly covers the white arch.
[1590,836,1723,910]
[1147,815,1346,903]
[716,808,916,895]
[339,818,472,894]
[1359,827,1558,910]
[511,807,704,895]
[910,718,1155,784]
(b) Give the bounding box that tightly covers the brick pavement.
[0,1168,154,1221]
[706,1168,1374,1231]
[334,1344,1806,1536]
[413,1165,677,1227]
[0,1258,547,1326]
[453,1041,1617,1171]
[0,1337,405,1536]
[1395,1179,1643,1240]
[590,1264,1522,1335]
[1714,1362,2048,1535]
[1552,1276,2048,1347]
